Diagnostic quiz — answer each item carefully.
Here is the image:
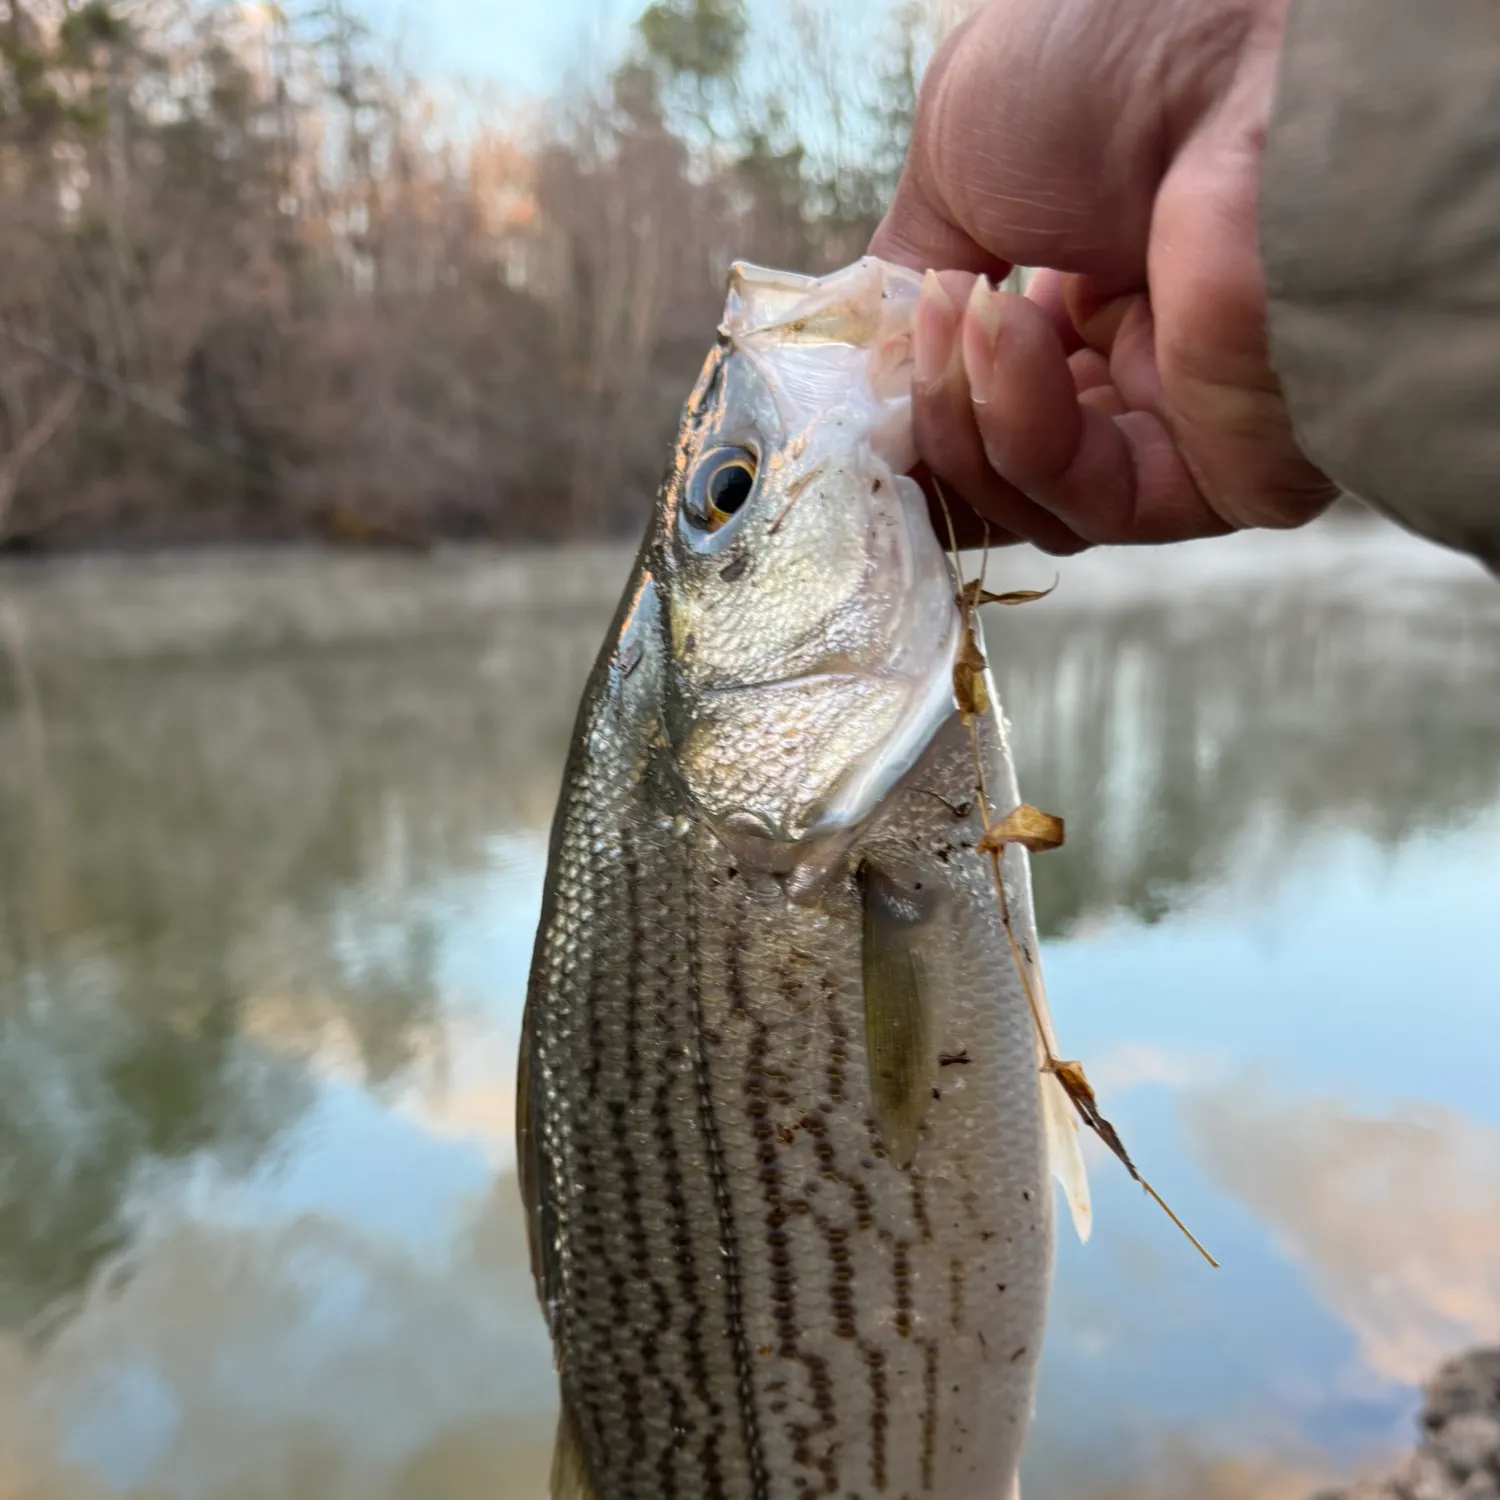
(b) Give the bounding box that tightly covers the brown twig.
[932,478,1217,1268]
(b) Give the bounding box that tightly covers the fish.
[518,255,1090,1500]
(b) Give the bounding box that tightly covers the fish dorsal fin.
[551,1396,599,1500]
[859,857,948,1169]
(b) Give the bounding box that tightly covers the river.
[1,523,1497,1499]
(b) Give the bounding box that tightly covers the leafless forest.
[0,0,971,548]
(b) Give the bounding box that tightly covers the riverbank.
[1317,1349,1500,1500]
[0,543,635,662]
[1,511,1494,665]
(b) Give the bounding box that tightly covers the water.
[1,526,1497,1500]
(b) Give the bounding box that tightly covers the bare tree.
[0,0,956,547]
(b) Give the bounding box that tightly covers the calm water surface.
[2,528,1498,1500]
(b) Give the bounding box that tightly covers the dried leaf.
[976,804,1064,854]
[958,580,1058,611]
[1052,1059,1134,1173]
[951,619,989,722]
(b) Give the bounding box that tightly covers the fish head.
[652,258,962,888]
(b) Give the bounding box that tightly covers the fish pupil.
[710,461,753,516]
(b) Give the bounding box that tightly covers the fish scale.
[519,257,1086,1500]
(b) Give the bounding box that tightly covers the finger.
[1025,400,1232,545]
[1151,134,1341,529]
[1025,270,1086,357]
[1078,384,1128,419]
[960,280,1235,543]
[961,284,1081,493]
[914,274,1091,556]
[956,281,1228,541]
[1069,350,1127,416]
[1065,285,1166,417]
[872,173,1012,280]
[910,463,1020,552]
[913,267,980,392]
[909,274,1006,550]
[1068,348,1113,397]
[1064,267,1333,534]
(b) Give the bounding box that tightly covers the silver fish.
[519,256,1089,1500]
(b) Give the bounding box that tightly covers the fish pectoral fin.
[859,858,947,1169]
[551,1395,599,1500]
[1043,1056,1093,1243]
[1021,933,1092,1242]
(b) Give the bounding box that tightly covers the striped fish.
[518,257,1090,1500]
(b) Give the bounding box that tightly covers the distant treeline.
[0,0,967,549]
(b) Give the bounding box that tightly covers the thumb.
[871,0,1253,281]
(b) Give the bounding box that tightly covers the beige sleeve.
[1261,0,1500,567]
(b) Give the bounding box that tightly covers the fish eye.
[686,446,757,531]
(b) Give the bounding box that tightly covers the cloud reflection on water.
[1188,1087,1500,1387]
[0,1173,553,1500]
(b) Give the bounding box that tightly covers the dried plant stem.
[931,479,1217,1268]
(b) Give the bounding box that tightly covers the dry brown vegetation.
[0,0,967,548]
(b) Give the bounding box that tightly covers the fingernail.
[963,276,1004,405]
[913,270,957,387]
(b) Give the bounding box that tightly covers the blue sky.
[352,0,648,99]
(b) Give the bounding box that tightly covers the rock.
[1318,1349,1500,1500]
[1438,1415,1500,1479]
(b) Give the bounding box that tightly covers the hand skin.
[871,0,1342,552]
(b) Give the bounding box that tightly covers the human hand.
[872,0,1341,552]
